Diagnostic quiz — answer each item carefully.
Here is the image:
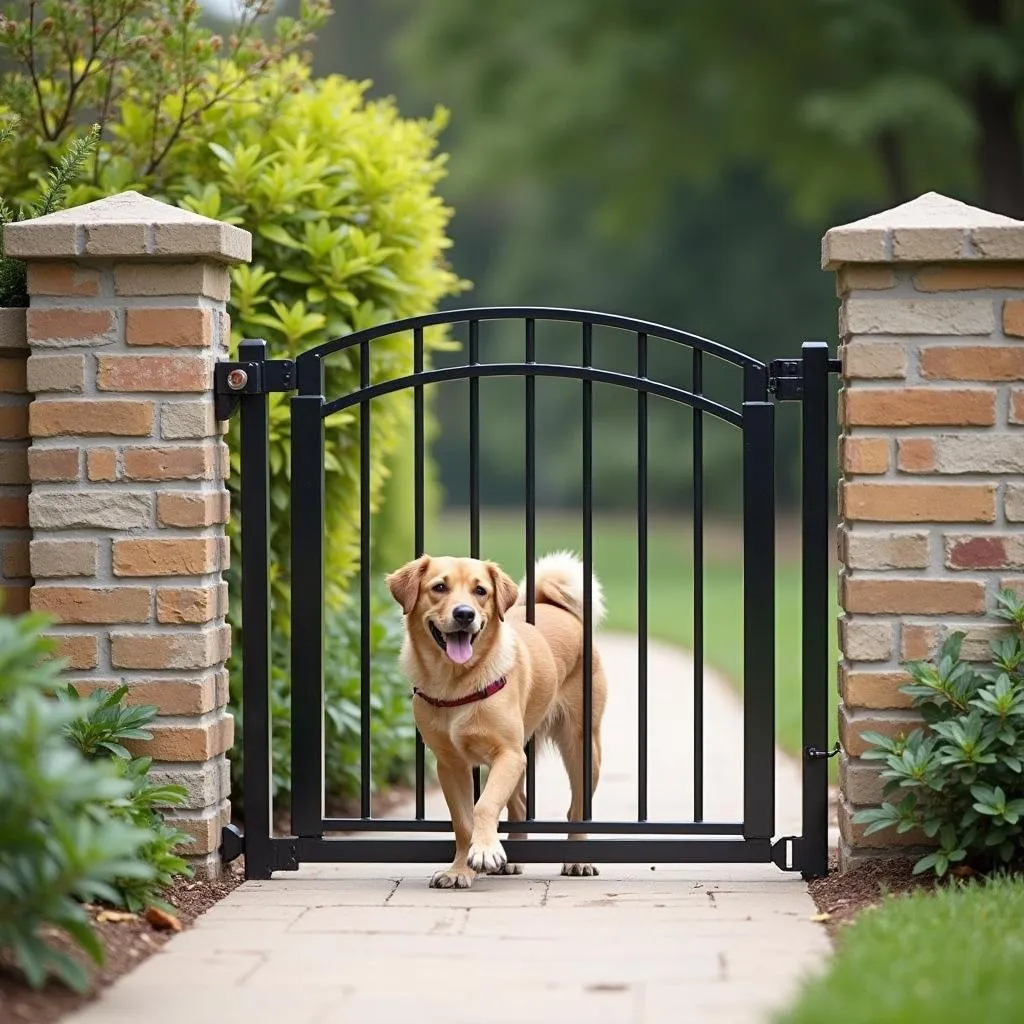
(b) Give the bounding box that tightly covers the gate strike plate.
[214,358,296,421]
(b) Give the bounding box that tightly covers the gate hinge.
[214,358,296,421]
[768,357,842,401]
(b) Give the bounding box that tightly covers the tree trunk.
[966,0,1024,217]
[973,81,1024,218]
[877,130,910,207]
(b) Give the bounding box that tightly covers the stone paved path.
[69,635,832,1024]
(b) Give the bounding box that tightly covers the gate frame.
[216,309,838,880]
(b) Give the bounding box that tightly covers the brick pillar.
[825,191,1024,867]
[4,191,251,877]
[0,307,29,613]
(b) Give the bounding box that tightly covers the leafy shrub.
[854,588,1024,877]
[160,59,464,607]
[0,614,153,991]
[59,684,193,913]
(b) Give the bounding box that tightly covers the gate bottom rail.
[223,827,820,878]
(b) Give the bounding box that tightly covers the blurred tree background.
[268,0,1024,515]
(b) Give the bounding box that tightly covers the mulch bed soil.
[808,850,940,941]
[0,860,245,1024]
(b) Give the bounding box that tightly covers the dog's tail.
[517,550,605,626]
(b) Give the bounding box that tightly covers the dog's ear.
[487,562,519,622]
[386,556,429,616]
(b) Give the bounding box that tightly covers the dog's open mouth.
[429,621,478,665]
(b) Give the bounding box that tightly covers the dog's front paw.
[467,837,507,874]
[488,861,523,876]
[429,866,476,889]
[561,862,599,877]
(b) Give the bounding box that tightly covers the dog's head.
[385,555,518,667]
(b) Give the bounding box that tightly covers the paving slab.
[68,634,832,1024]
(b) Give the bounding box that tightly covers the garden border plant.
[854,588,1024,877]
[0,611,191,993]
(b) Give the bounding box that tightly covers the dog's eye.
[431,582,447,594]
[473,586,487,598]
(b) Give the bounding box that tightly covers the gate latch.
[768,357,842,401]
[806,742,840,760]
[214,358,296,420]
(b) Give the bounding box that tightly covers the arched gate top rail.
[295,306,766,388]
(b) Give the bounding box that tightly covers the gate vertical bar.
[741,367,775,840]
[581,323,593,820]
[692,348,704,822]
[524,319,537,820]
[291,355,326,838]
[238,340,274,879]
[637,332,648,822]
[413,326,426,819]
[359,341,372,818]
[469,319,482,803]
[799,341,831,877]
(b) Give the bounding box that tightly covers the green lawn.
[431,509,839,763]
[777,877,1024,1023]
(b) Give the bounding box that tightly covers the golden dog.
[386,551,607,888]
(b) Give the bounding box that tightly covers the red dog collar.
[412,677,508,708]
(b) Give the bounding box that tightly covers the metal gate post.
[741,368,776,841]
[798,341,832,878]
[234,340,275,879]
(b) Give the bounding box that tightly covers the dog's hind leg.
[430,757,478,889]
[557,716,602,876]
[489,774,526,875]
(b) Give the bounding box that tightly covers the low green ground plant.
[59,684,193,912]
[855,588,1024,877]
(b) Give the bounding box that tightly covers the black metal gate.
[215,308,839,880]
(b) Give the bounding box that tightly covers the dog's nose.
[452,604,476,625]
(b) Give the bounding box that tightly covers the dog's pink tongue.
[445,632,473,664]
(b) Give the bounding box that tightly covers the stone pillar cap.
[822,191,1024,269]
[3,190,251,263]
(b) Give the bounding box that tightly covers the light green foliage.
[855,589,1024,877]
[777,875,1024,1024]
[0,614,154,992]
[59,684,193,913]
[156,59,464,607]
[397,0,1024,222]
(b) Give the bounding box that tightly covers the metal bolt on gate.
[215,310,839,880]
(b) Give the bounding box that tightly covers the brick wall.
[825,192,1024,865]
[3,192,250,876]
[0,307,29,613]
